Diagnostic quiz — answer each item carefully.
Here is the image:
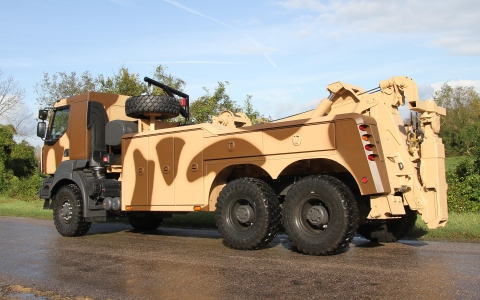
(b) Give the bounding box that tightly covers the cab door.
[43,106,71,174]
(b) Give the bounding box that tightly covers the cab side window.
[48,108,70,140]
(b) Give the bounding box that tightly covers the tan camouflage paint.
[121,114,388,213]
[44,92,134,174]
[42,76,448,229]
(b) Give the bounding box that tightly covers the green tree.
[0,125,16,193]
[35,65,187,108]
[0,124,41,200]
[434,84,480,156]
[35,65,269,126]
[446,145,480,213]
[190,81,240,123]
[35,71,99,108]
[97,67,147,96]
[242,95,272,125]
[151,65,186,96]
[189,82,270,125]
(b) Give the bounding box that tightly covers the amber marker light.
[125,206,132,211]
[194,206,201,211]
[362,177,368,184]
[362,135,370,141]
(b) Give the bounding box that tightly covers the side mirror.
[38,109,49,120]
[37,122,46,139]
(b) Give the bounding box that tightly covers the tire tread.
[283,175,359,256]
[215,178,282,250]
[125,95,181,119]
[53,184,91,237]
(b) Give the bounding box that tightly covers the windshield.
[47,108,70,140]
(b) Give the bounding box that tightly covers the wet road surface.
[0,216,479,300]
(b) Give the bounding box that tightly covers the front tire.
[215,178,282,250]
[53,184,91,237]
[283,175,359,255]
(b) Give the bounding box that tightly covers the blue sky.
[2,0,480,141]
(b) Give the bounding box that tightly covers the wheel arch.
[49,170,91,217]
[208,163,273,209]
[276,158,362,195]
[206,156,374,210]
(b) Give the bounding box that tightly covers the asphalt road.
[0,216,479,300]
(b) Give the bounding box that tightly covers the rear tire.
[358,207,417,243]
[129,213,163,231]
[215,178,282,250]
[53,184,91,237]
[283,175,359,256]
[125,95,181,120]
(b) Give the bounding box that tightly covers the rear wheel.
[283,175,359,256]
[215,178,281,250]
[53,184,91,237]
[358,207,417,243]
[129,213,163,231]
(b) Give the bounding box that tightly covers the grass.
[408,212,480,242]
[0,196,52,219]
[0,195,218,227]
[1,195,478,242]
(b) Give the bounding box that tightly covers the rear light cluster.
[180,98,187,107]
[359,124,378,161]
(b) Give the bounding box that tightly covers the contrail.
[164,0,236,30]
[164,0,279,70]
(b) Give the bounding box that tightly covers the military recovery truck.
[36,76,447,256]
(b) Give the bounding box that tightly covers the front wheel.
[53,184,91,237]
[215,178,282,250]
[283,175,359,256]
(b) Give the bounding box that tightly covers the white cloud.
[431,79,480,93]
[275,0,480,55]
[431,36,480,56]
[417,84,435,100]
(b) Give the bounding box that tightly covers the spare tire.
[125,95,181,119]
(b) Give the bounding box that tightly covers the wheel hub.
[307,205,329,226]
[61,202,72,221]
[236,205,255,224]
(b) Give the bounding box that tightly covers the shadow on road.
[86,221,222,240]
